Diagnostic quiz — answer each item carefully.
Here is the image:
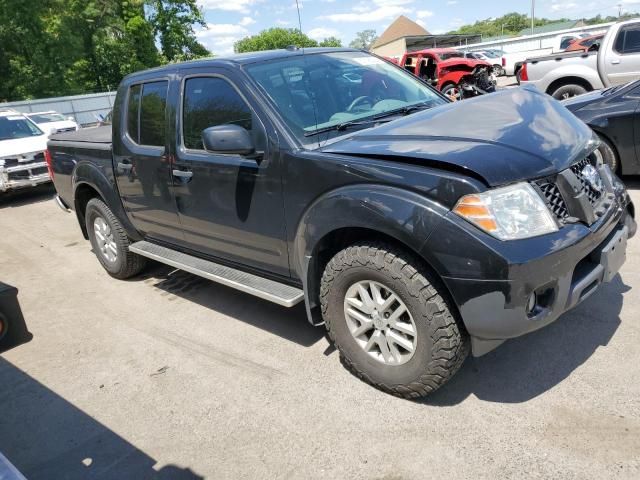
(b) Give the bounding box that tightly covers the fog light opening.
[526,293,537,316]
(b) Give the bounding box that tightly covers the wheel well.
[307,227,459,325]
[74,183,102,238]
[546,76,593,96]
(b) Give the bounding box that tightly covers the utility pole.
[531,0,535,35]
[618,3,623,18]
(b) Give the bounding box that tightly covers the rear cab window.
[126,80,168,147]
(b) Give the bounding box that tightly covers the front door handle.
[117,162,133,172]
[172,169,193,179]
[611,59,621,64]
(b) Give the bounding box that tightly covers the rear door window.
[614,24,640,54]
[126,80,168,146]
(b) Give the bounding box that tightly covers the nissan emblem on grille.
[581,164,603,193]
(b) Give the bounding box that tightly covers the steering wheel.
[346,96,373,112]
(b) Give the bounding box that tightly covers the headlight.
[453,182,559,240]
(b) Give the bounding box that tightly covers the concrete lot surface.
[1,183,639,480]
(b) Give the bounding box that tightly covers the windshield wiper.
[303,102,433,137]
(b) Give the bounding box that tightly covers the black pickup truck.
[47,48,636,398]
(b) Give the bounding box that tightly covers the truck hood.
[0,134,49,159]
[321,87,594,187]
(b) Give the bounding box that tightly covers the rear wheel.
[85,198,146,279]
[551,84,587,100]
[320,243,469,399]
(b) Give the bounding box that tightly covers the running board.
[129,241,304,307]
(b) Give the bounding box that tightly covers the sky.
[195,0,640,56]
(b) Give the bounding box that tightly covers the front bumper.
[0,161,51,192]
[433,185,635,357]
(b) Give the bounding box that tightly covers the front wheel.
[85,198,146,279]
[441,83,461,101]
[320,243,469,399]
[594,135,619,173]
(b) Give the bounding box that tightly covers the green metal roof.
[518,20,581,36]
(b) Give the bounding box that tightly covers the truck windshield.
[0,115,44,141]
[245,51,446,143]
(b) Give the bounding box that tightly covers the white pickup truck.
[520,19,640,99]
[0,110,50,193]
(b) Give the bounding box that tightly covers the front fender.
[73,161,141,241]
[294,184,449,324]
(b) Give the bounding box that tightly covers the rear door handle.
[172,169,193,179]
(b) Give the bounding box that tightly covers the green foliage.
[448,11,640,38]
[0,0,210,102]
[349,29,378,50]
[319,37,342,47]
[234,28,337,53]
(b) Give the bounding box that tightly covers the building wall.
[0,91,116,127]
[463,22,614,54]
[371,38,408,60]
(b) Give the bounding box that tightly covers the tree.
[319,37,342,47]
[146,0,210,62]
[349,30,378,50]
[0,0,209,101]
[234,28,319,53]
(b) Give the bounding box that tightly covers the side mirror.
[202,125,254,156]
[588,43,600,52]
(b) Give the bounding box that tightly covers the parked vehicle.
[26,111,79,135]
[462,50,505,76]
[0,109,51,193]
[47,48,636,398]
[563,80,640,174]
[400,48,496,100]
[565,33,605,52]
[501,32,588,77]
[521,19,640,99]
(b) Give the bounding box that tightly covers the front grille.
[537,181,569,220]
[1,151,45,168]
[7,166,48,181]
[534,156,609,224]
[571,158,603,205]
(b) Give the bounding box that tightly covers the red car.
[398,48,496,99]
[565,34,604,52]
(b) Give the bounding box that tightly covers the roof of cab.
[123,47,361,82]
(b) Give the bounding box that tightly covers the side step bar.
[129,241,304,307]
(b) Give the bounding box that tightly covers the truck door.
[113,79,184,244]
[171,70,290,277]
[605,23,640,86]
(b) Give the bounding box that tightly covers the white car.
[0,110,51,193]
[26,111,79,135]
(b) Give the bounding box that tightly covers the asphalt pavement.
[0,182,639,479]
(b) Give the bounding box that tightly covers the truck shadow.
[422,274,629,405]
[0,184,55,209]
[138,263,324,348]
[0,357,203,480]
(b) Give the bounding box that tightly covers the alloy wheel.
[343,280,417,366]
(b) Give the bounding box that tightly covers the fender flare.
[72,161,141,241]
[293,184,449,324]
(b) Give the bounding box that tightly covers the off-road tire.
[320,243,469,399]
[551,84,587,100]
[85,198,146,279]
[596,135,619,173]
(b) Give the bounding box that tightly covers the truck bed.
[48,125,114,211]
[50,125,112,144]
